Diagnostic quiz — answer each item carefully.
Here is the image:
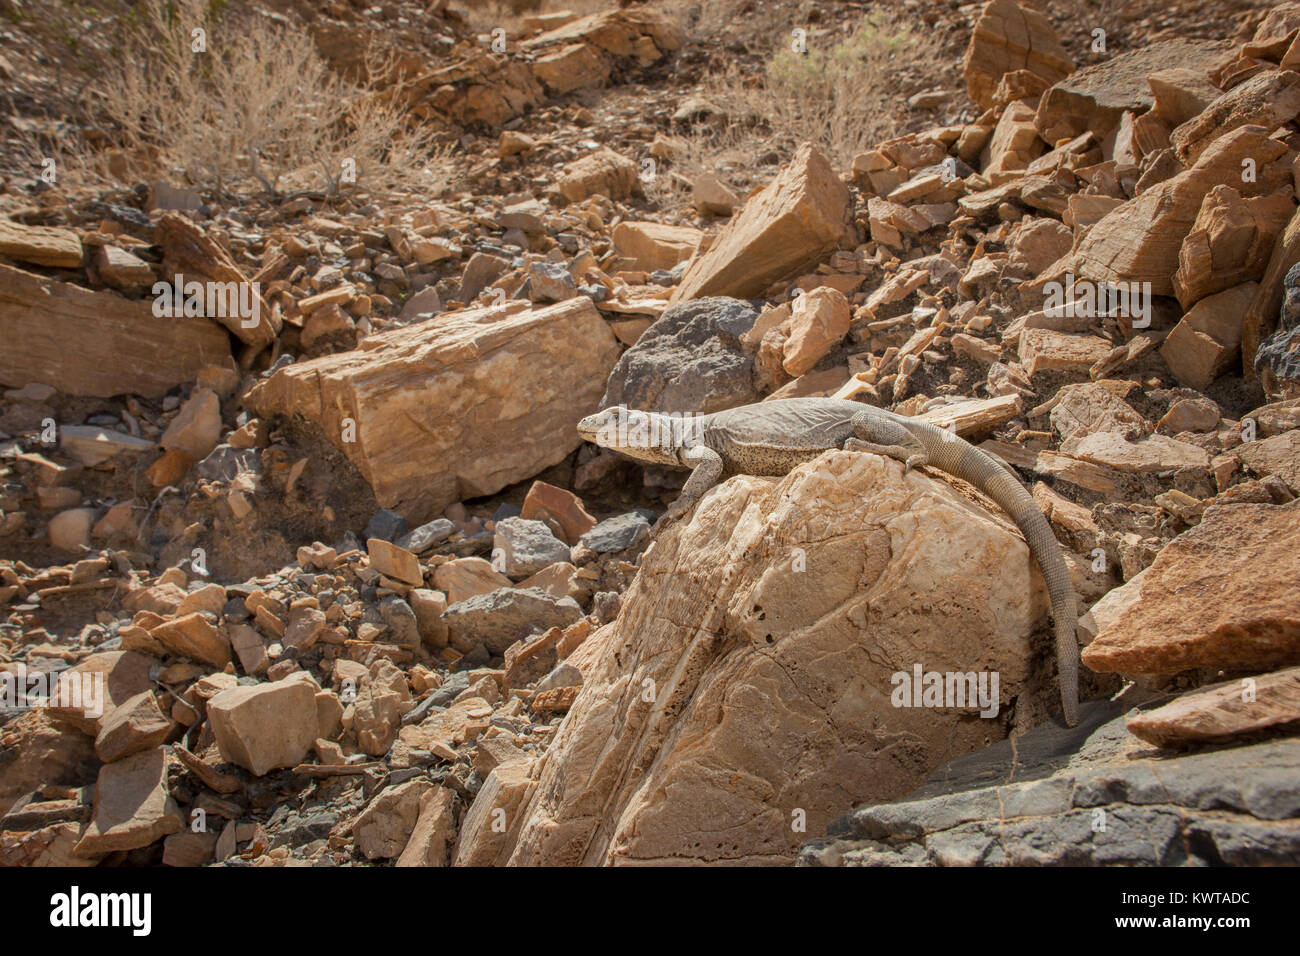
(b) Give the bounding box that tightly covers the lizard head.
[577,405,683,467]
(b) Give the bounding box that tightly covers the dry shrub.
[42,0,445,199]
[654,10,941,214]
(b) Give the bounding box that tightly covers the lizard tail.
[911,421,1080,727]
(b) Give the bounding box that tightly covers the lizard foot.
[846,438,928,472]
[652,497,694,534]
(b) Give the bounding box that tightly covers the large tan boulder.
[502,451,1056,865]
[246,297,620,522]
[1082,501,1300,675]
[962,0,1073,111]
[670,144,850,304]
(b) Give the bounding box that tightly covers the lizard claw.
[904,453,927,473]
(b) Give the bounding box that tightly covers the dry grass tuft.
[20,0,446,201]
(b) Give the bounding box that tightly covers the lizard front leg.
[655,444,724,530]
[844,411,928,471]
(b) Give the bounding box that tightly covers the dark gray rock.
[197,445,261,481]
[378,596,420,648]
[429,671,471,707]
[493,517,571,580]
[579,511,653,554]
[442,586,584,655]
[395,518,456,554]
[799,692,1300,866]
[1255,261,1300,393]
[364,509,408,543]
[600,296,762,413]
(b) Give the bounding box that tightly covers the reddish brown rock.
[1082,501,1300,675]
[1126,667,1300,749]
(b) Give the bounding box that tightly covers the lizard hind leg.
[845,412,928,472]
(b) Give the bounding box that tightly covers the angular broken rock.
[442,587,584,656]
[1073,127,1289,296]
[367,538,423,587]
[396,787,459,867]
[558,148,639,203]
[1160,282,1258,390]
[246,298,620,522]
[0,263,231,399]
[354,778,432,860]
[502,451,1053,864]
[783,286,850,377]
[1126,667,1300,749]
[1083,501,1300,675]
[493,517,571,580]
[611,221,702,272]
[432,557,513,605]
[207,680,320,776]
[1034,39,1228,143]
[94,690,171,763]
[160,388,222,461]
[520,481,596,545]
[452,758,535,867]
[1172,187,1292,309]
[57,425,155,467]
[155,212,275,348]
[1170,69,1300,165]
[671,144,850,304]
[962,0,1073,111]
[46,650,154,736]
[1235,430,1300,494]
[1064,431,1209,473]
[73,747,183,857]
[149,612,232,669]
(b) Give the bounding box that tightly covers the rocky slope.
[0,0,1298,867]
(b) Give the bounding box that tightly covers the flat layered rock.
[1171,69,1300,165]
[670,144,850,304]
[1127,667,1300,749]
[0,218,82,268]
[1064,431,1209,473]
[0,263,231,399]
[1082,501,1300,674]
[73,747,183,857]
[245,297,620,522]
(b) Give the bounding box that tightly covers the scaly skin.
[578,397,1081,727]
